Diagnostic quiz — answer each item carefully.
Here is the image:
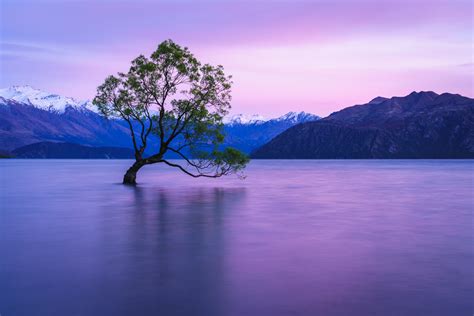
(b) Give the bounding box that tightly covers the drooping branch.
[167,147,214,174]
[161,159,226,178]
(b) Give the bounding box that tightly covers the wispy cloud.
[1,0,472,116]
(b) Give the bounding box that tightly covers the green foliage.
[93,40,248,179]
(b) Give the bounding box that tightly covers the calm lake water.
[0,160,473,316]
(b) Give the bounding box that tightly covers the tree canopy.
[93,40,249,184]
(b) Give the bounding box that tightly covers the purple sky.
[1,0,472,116]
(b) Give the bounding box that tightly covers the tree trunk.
[123,161,145,185]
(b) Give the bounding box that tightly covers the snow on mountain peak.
[0,86,320,123]
[223,114,266,125]
[274,111,319,123]
[0,85,95,113]
[224,111,319,125]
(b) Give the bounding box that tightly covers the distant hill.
[12,142,135,159]
[252,91,474,159]
[0,86,319,156]
[0,95,134,152]
[0,150,11,158]
[223,112,319,153]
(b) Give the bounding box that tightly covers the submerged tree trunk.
[123,161,146,185]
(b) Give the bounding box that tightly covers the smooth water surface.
[1,160,473,315]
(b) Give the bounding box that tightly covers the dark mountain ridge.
[12,142,135,159]
[252,91,474,159]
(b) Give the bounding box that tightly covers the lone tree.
[93,40,248,184]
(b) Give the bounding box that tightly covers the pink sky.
[1,0,472,116]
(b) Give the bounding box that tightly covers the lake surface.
[1,160,473,316]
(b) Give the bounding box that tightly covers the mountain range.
[252,91,474,158]
[2,86,472,159]
[0,86,319,157]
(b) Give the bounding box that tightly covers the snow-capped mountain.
[223,114,266,125]
[0,85,95,113]
[0,85,319,125]
[223,111,320,153]
[224,111,319,125]
[0,85,320,154]
[274,111,319,123]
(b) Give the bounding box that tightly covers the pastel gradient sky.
[1,0,472,116]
